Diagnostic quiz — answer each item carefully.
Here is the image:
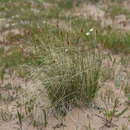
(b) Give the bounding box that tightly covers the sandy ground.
[0,52,129,130]
[0,1,130,130]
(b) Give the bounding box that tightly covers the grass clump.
[42,48,102,116]
[98,30,130,54]
[107,4,130,18]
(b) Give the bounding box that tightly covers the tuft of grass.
[42,48,102,116]
[98,30,130,54]
[17,110,23,130]
[107,4,130,19]
[0,109,12,121]
[0,47,34,69]
[57,0,74,9]
[98,89,128,129]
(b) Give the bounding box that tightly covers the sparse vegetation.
[0,0,130,130]
[98,89,128,129]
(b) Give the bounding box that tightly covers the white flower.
[65,49,68,52]
[86,32,90,36]
[89,28,94,32]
